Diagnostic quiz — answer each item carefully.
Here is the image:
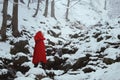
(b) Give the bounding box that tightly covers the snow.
[26,68,47,76]
[46,69,64,76]
[104,48,120,60]
[107,0,120,18]
[54,62,120,80]
[14,77,34,80]
[89,62,120,80]
[0,69,8,75]
[0,42,12,59]
[0,0,120,80]
[41,77,53,80]
[21,62,34,68]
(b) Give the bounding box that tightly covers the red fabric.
[32,31,47,64]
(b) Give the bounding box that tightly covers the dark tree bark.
[27,0,31,9]
[43,0,49,17]
[11,0,20,37]
[51,0,56,19]
[65,0,70,21]
[1,0,8,41]
[33,0,41,17]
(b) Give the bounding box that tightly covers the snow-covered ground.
[0,0,120,80]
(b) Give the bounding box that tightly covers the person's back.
[32,31,47,68]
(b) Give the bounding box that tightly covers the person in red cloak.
[32,31,47,68]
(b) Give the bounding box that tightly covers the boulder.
[10,40,29,54]
[82,67,95,73]
[72,55,90,70]
[103,58,115,65]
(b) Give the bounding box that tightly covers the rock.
[72,56,90,70]
[116,57,120,62]
[92,32,101,38]
[0,68,15,80]
[47,39,55,46]
[47,30,61,37]
[62,48,69,54]
[12,53,29,73]
[97,36,103,42]
[19,65,30,74]
[46,47,56,56]
[46,72,55,79]
[105,35,112,40]
[46,56,67,70]
[61,64,72,71]
[96,47,106,53]
[103,58,115,65]
[10,40,29,54]
[82,67,95,73]
[35,75,46,80]
[118,35,120,39]
[61,48,78,54]
[46,60,54,70]
[70,33,80,38]
[13,55,29,65]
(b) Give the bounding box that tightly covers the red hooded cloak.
[32,31,47,64]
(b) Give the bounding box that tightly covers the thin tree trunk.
[33,0,40,17]
[51,0,56,19]
[104,0,107,10]
[27,0,30,8]
[43,0,49,17]
[1,0,8,41]
[65,0,70,21]
[12,0,20,37]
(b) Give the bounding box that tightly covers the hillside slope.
[0,0,120,80]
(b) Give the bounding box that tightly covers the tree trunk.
[43,0,49,17]
[1,0,8,41]
[11,0,20,37]
[65,0,70,21]
[33,0,40,17]
[27,0,31,8]
[104,0,107,10]
[51,0,56,19]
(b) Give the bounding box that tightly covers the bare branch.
[69,0,81,9]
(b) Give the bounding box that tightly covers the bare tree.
[33,0,41,17]
[1,0,8,41]
[11,0,20,37]
[65,0,70,21]
[51,0,56,19]
[65,0,81,21]
[43,0,49,17]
